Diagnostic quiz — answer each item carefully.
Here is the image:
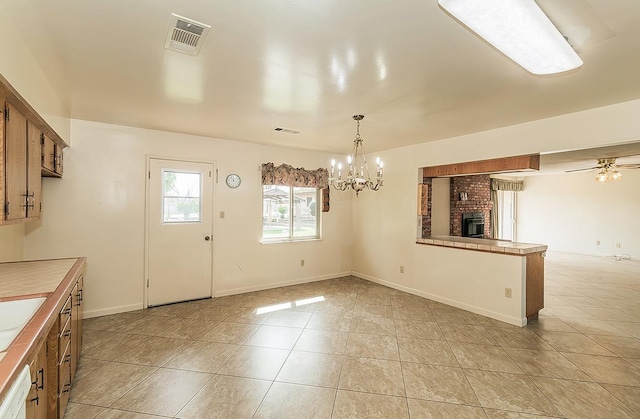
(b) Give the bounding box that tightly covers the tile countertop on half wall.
[0,258,86,405]
[416,235,548,255]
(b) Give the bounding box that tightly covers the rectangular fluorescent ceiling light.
[438,0,583,75]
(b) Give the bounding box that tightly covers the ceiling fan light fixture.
[438,0,583,75]
[596,168,622,183]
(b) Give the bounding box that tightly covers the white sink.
[0,297,46,352]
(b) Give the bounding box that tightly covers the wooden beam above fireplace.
[422,154,540,178]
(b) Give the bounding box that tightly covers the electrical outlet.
[596,240,600,245]
[219,211,225,219]
[400,266,405,274]
[505,288,512,298]
[616,243,621,248]
[300,259,305,267]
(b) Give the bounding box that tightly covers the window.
[262,185,320,241]
[162,170,202,223]
[497,190,516,241]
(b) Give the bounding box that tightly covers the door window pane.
[163,171,202,223]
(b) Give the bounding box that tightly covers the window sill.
[261,237,322,245]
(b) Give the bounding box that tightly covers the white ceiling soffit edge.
[164,14,211,56]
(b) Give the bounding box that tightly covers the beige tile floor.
[65,252,640,418]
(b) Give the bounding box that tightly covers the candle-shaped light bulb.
[360,166,364,177]
[376,157,381,165]
[347,155,352,165]
[379,162,384,177]
[338,163,342,179]
[331,159,335,176]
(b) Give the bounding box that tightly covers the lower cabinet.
[25,341,47,419]
[24,273,84,419]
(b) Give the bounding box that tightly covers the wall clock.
[225,173,241,189]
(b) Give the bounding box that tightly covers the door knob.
[204,236,211,241]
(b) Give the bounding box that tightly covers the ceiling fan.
[566,157,640,182]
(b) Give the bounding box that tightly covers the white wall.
[517,170,640,258]
[0,223,24,262]
[24,120,353,317]
[352,99,640,319]
[431,178,450,235]
[0,4,70,260]
[0,5,70,143]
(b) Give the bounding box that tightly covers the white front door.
[147,158,214,306]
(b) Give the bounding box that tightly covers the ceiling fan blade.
[615,164,640,169]
[565,166,598,173]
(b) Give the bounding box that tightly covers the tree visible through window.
[262,186,320,241]
[163,170,202,223]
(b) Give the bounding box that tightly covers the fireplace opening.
[462,213,484,238]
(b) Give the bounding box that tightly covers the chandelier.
[595,158,622,183]
[329,115,383,196]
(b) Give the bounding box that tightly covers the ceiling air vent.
[274,127,300,134]
[164,14,211,56]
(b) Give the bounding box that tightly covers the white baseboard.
[547,249,638,260]
[83,271,527,326]
[84,303,143,319]
[353,271,526,327]
[214,271,352,297]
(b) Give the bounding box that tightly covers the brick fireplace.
[450,175,492,238]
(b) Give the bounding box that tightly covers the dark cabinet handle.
[31,367,44,390]
[204,236,211,241]
[37,368,44,390]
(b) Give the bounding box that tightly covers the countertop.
[0,258,85,405]
[416,235,547,255]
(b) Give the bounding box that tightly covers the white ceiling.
[2,0,640,154]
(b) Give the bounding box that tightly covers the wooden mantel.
[423,154,540,177]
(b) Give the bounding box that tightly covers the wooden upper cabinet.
[1,74,67,225]
[42,134,56,172]
[27,121,42,218]
[4,101,28,221]
[2,102,46,223]
[42,133,63,177]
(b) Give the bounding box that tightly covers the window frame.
[161,169,204,225]
[261,185,321,243]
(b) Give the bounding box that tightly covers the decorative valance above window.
[261,163,329,189]
[491,178,524,192]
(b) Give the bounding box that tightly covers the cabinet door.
[76,275,83,363]
[55,145,63,176]
[70,281,79,380]
[4,102,28,220]
[41,134,56,172]
[26,341,47,419]
[27,121,42,218]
